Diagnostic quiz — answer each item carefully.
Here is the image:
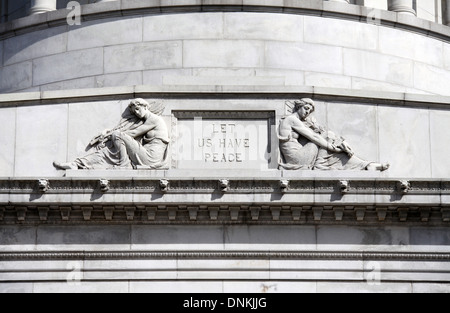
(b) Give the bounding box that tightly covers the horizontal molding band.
[1,177,449,193]
[1,86,450,111]
[1,251,450,261]
[1,178,449,225]
[1,205,449,225]
[1,0,449,43]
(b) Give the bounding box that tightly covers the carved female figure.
[278,98,389,171]
[54,98,170,170]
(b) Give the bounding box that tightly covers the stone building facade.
[0,0,450,293]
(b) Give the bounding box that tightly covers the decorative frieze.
[1,250,450,262]
[0,204,447,225]
[0,178,448,224]
[3,177,446,195]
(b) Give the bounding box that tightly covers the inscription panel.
[174,111,274,170]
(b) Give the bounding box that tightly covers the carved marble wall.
[1,6,450,95]
[1,91,449,179]
[1,2,450,294]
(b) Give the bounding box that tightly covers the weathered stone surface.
[104,41,182,73]
[378,26,443,68]
[143,13,223,41]
[316,282,412,293]
[183,40,264,68]
[410,227,450,246]
[413,283,450,293]
[162,75,285,86]
[304,16,378,51]
[68,17,143,51]
[0,107,16,177]
[351,77,407,93]
[224,225,316,251]
[40,77,96,92]
[343,48,414,87]
[131,225,224,250]
[3,26,67,66]
[15,104,68,177]
[256,68,304,86]
[143,69,192,86]
[222,281,315,293]
[32,48,104,86]
[36,225,131,248]
[377,106,432,178]
[444,43,450,71]
[224,12,303,41]
[430,110,450,178]
[265,42,343,74]
[316,226,410,251]
[130,281,223,293]
[305,72,351,89]
[413,63,450,96]
[33,282,129,293]
[0,283,34,293]
[0,226,36,249]
[0,62,33,93]
[95,72,143,88]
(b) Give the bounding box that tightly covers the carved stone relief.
[278,99,390,171]
[53,98,170,171]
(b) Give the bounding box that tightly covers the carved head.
[160,179,169,192]
[398,180,411,194]
[38,179,49,192]
[339,180,349,193]
[129,98,151,119]
[291,98,315,120]
[219,179,229,192]
[99,179,110,192]
[280,180,289,192]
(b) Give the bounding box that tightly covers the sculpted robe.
[278,117,371,171]
[75,108,169,170]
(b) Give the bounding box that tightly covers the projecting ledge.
[1,86,450,110]
[64,169,389,179]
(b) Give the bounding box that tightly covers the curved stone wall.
[0,87,449,179]
[1,2,450,294]
[0,6,450,95]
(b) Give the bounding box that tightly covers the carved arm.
[292,124,342,153]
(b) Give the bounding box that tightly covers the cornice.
[1,86,449,111]
[0,177,448,225]
[1,250,450,262]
